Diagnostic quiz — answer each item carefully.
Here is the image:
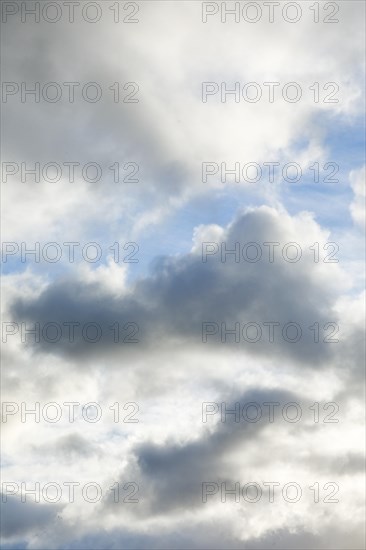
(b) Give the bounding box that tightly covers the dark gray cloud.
[0,495,62,539]
[102,387,314,517]
[9,208,341,366]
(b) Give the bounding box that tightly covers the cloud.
[0,496,63,539]
[1,1,365,243]
[1,2,365,548]
[7,206,347,369]
[3,206,364,549]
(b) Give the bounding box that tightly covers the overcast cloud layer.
[1,1,365,549]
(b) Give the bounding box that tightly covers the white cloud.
[1,2,365,548]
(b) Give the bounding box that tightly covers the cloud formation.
[1,1,365,549]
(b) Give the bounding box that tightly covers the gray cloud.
[9,207,342,367]
[2,2,365,548]
[102,387,319,517]
[0,496,62,539]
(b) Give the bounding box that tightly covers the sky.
[1,1,365,549]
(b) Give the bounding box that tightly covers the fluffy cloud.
[1,1,365,243]
[1,1,365,549]
[2,206,365,548]
[7,207,347,367]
